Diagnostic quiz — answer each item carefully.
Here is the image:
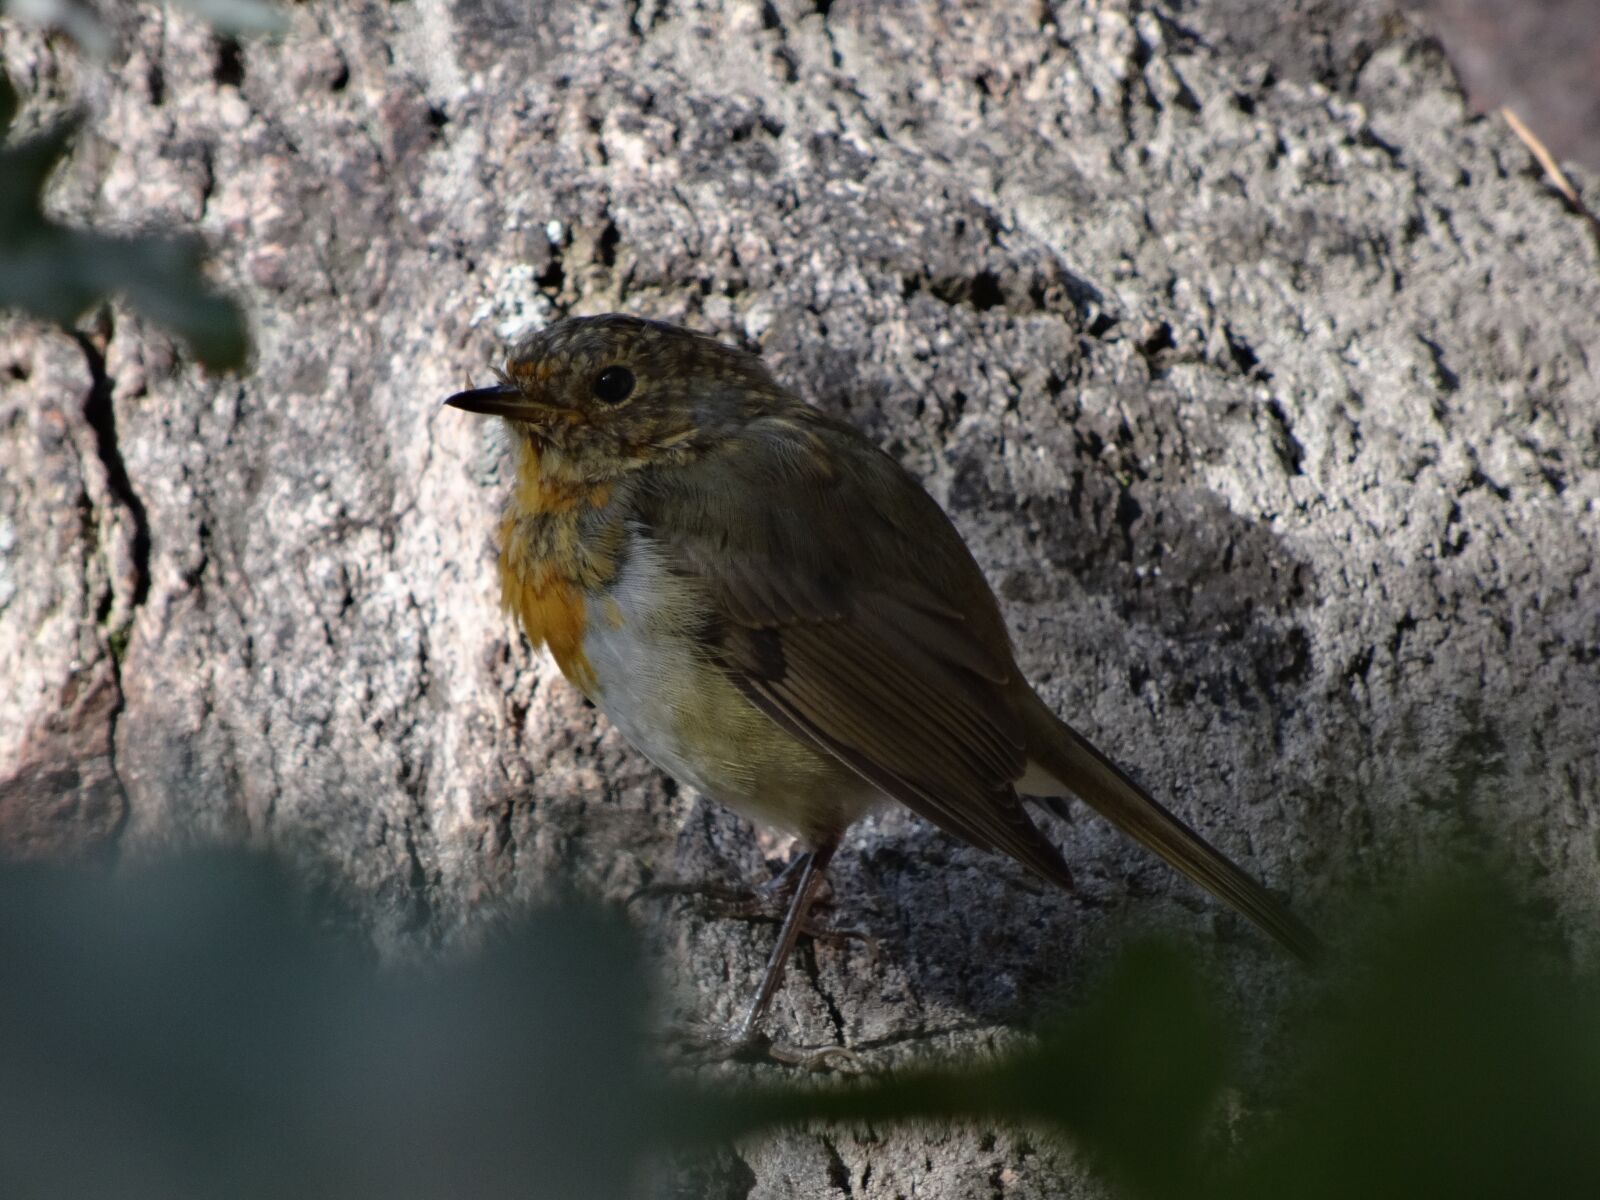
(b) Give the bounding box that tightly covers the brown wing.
[634,406,1075,890]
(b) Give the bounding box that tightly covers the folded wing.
[635,406,1077,890]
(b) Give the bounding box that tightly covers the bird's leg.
[735,835,840,1043]
[753,850,812,899]
[653,835,866,1070]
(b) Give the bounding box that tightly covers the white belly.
[576,536,873,840]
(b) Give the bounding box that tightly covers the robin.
[445,314,1319,1043]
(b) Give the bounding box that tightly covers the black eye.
[592,365,635,404]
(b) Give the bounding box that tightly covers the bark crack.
[72,323,152,855]
[74,328,151,611]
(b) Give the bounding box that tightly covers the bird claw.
[634,881,869,947]
[658,1023,865,1074]
[625,877,757,909]
[627,856,836,927]
[763,1039,867,1074]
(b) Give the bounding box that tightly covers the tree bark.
[3,2,1597,1195]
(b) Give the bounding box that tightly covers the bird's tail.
[1020,691,1322,964]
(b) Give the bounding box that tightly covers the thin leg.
[735,835,840,1042]
[754,851,812,899]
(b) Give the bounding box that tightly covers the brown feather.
[636,406,1077,891]
[1020,692,1322,963]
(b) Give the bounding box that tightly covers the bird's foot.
[629,853,808,908]
[629,862,866,946]
[626,877,767,912]
[659,1023,866,1074]
[763,1037,866,1073]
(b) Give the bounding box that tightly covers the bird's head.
[444,314,784,478]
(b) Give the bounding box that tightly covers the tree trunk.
[3,2,1597,1195]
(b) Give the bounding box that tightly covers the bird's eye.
[592,365,635,405]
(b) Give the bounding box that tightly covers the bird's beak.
[442,383,527,418]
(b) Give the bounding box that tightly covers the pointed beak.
[442,383,526,418]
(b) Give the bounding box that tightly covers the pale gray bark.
[3,2,1597,1195]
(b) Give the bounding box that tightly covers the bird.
[444,313,1320,1044]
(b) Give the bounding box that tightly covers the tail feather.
[1021,692,1322,964]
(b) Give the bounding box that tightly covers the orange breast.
[496,441,614,697]
[499,551,598,695]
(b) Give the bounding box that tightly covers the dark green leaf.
[0,853,652,1199]
[170,0,289,36]
[0,115,250,369]
[0,69,16,134]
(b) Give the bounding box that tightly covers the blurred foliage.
[680,939,1234,1198]
[1221,879,1599,1200]
[0,0,280,370]
[701,874,1600,1200]
[0,0,285,51]
[1,850,1595,1200]
[0,853,653,1200]
[0,71,249,369]
[163,0,285,36]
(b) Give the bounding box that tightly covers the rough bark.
[2,1,1597,1195]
